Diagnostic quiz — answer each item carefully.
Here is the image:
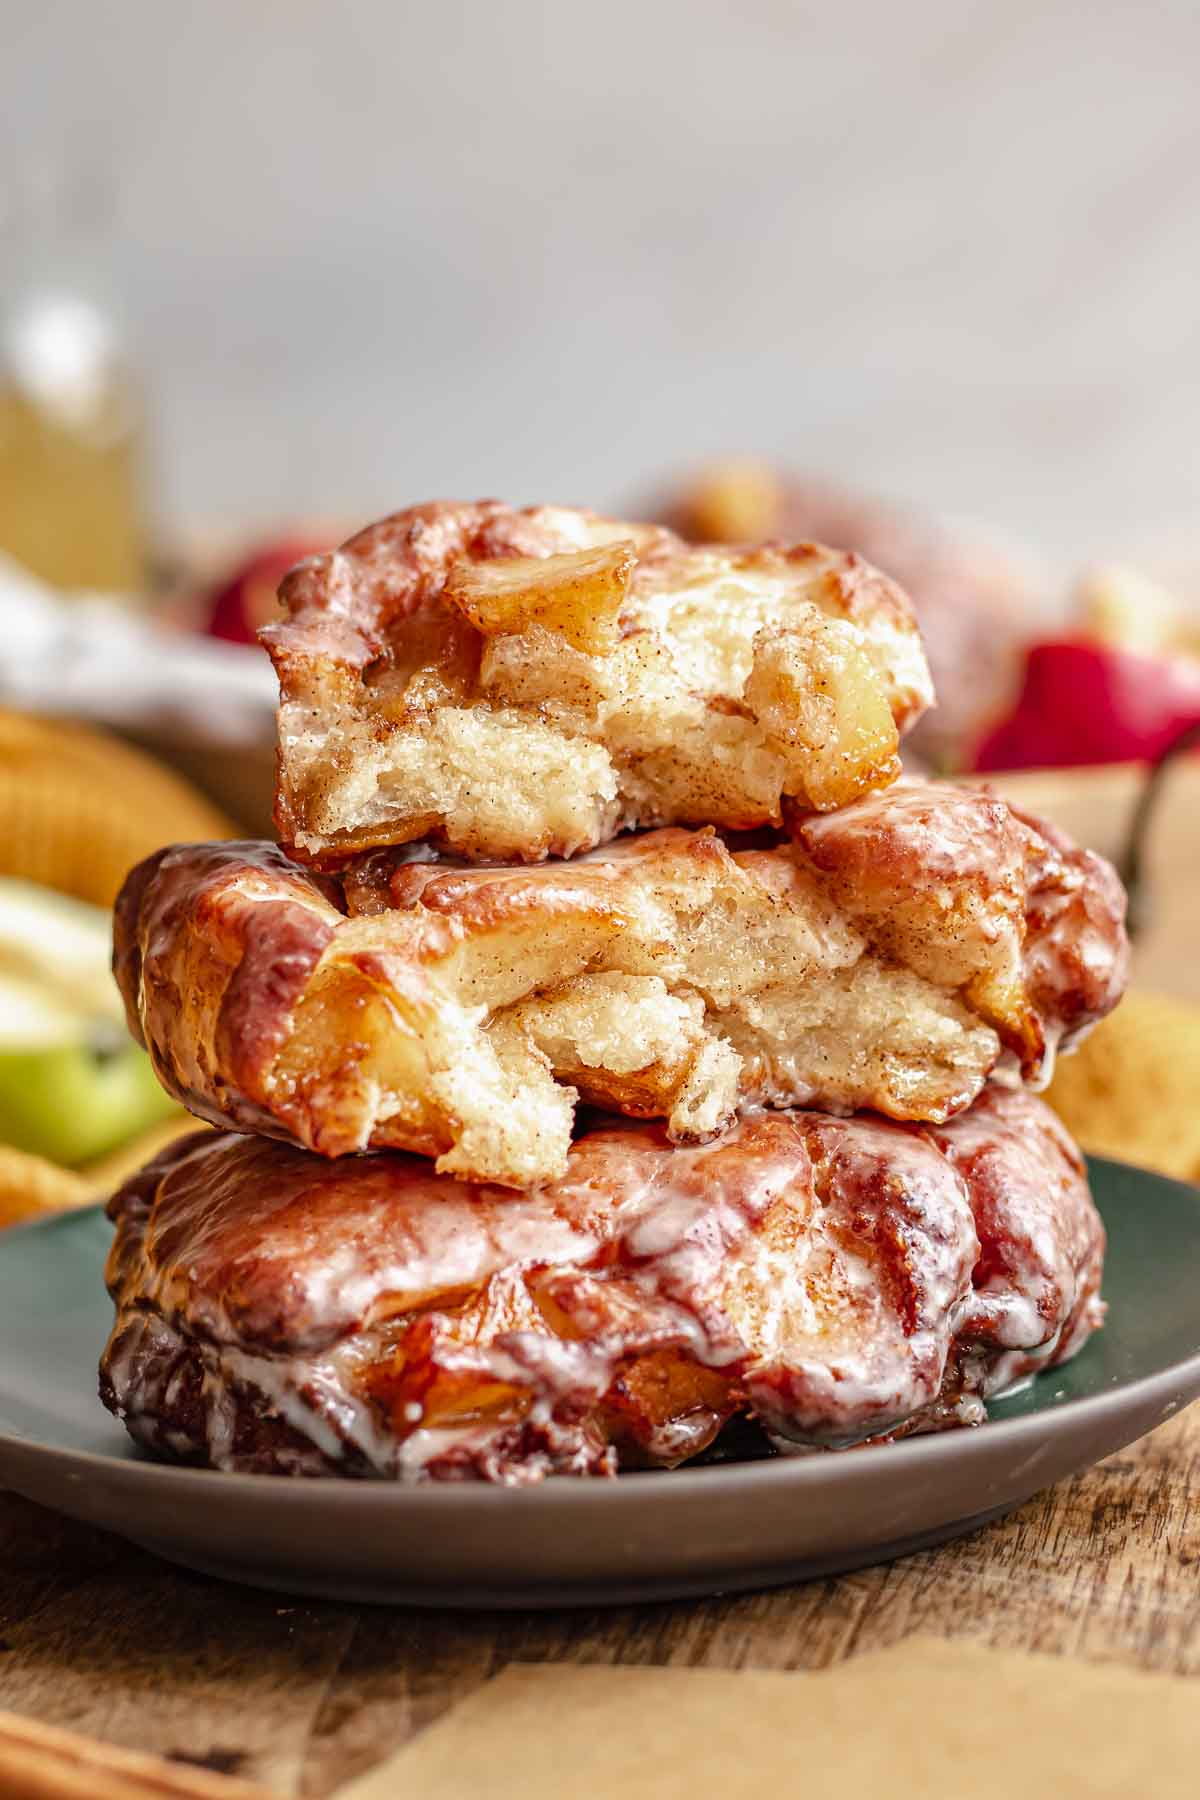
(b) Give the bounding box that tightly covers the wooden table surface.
[2,760,1198,1796]
[2,1403,1198,1797]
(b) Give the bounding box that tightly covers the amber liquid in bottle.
[0,362,147,594]
[0,149,152,598]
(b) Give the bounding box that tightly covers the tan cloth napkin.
[340,1638,1200,1799]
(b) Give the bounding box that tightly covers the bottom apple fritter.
[99,1088,1103,1484]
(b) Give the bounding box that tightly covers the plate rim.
[1,1154,1198,1512]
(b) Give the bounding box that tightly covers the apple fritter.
[98,1090,1104,1483]
[260,501,933,864]
[112,782,1128,1189]
[655,459,1039,768]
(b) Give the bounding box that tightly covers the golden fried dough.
[98,1091,1104,1482]
[113,781,1127,1188]
[0,709,235,908]
[261,501,933,864]
[0,1119,205,1235]
[655,460,1039,767]
[1045,991,1200,1183]
[0,1144,87,1228]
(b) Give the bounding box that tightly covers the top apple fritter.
[261,501,933,864]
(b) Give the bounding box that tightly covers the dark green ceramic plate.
[1,1157,1198,1608]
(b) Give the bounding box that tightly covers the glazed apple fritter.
[655,458,1039,767]
[261,501,933,864]
[98,1089,1105,1483]
[112,781,1128,1189]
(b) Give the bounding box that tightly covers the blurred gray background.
[6,0,1200,564]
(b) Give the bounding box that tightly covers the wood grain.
[0,1710,272,1800]
[1,1405,1198,1797]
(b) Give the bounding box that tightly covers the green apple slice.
[0,880,179,1166]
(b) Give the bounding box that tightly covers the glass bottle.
[0,152,152,597]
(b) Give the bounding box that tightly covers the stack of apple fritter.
[100,503,1128,1483]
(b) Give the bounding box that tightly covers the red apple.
[203,540,325,645]
[972,638,1200,771]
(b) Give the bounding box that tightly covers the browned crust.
[265,501,679,675]
[788,781,1130,1075]
[114,842,344,1142]
[1002,798,1132,1048]
[115,836,632,1164]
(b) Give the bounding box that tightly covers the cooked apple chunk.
[262,500,933,863]
[113,782,1128,1188]
[744,614,901,809]
[445,541,634,654]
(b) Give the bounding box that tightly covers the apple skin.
[0,1041,178,1167]
[204,540,325,644]
[972,639,1200,771]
